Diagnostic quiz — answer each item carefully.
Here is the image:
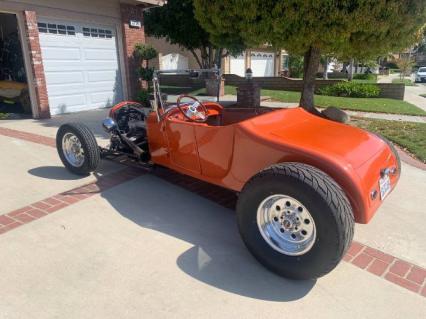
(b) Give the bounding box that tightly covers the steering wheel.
[176,94,209,122]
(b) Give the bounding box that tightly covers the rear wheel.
[236,163,354,280]
[56,123,100,175]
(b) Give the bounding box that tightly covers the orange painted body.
[145,103,400,224]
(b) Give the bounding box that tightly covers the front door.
[165,118,201,174]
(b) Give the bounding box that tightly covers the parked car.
[415,67,426,82]
[55,68,401,280]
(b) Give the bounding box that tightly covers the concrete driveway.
[0,109,425,319]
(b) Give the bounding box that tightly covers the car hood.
[248,108,385,169]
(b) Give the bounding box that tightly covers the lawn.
[351,117,426,163]
[392,78,416,86]
[224,86,426,116]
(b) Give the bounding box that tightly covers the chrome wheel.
[62,133,85,167]
[257,194,316,256]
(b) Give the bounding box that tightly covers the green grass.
[392,78,416,86]
[0,112,8,120]
[351,118,426,163]
[224,86,426,116]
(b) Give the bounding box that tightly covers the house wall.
[1,0,122,19]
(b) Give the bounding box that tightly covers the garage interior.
[0,12,31,119]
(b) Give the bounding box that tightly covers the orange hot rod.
[56,68,400,280]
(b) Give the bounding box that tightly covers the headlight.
[102,118,117,133]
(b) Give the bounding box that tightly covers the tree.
[194,0,426,114]
[395,56,415,79]
[144,0,246,69]
[134,43,158,90]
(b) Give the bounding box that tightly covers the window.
[37,23,75,36]
[83,27,113,39]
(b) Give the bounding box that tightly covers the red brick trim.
[0,167,143,235]
[395,146,426,171]
[0,127,55,147]
[0,127,425,297]
[120,3,146,99]
[345,242,426,296]
[22,11,50,119]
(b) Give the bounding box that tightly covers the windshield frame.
[151,68,222,121]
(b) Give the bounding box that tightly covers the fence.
[158,74,405,100]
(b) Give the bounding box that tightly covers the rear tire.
[56,123,100,175]
[236,163,354,280]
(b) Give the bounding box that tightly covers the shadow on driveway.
[99,173,316,301]
[28,163,316,301]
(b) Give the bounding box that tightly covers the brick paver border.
[0,126,425,297]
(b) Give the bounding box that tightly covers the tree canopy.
[144,0,246,69]
[194,0,426,112]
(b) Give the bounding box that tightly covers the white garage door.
[251,51,275,77]
[230,53,245,77]
[38,20,123,115]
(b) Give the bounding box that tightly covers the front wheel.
[236,163,354,280]
[56,123,100,175]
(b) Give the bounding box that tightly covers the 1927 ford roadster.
[56,68,400,279]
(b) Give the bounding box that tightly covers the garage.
[0,12,31,119]
[37,20,123,115]
[250,51,274,77]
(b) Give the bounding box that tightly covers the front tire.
[236,163,354,280]
[56,123,100,175]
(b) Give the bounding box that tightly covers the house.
[147,36,289,78]
[0,0,164,119]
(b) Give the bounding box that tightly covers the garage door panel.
[38,20,123,114]
[84,48,117,61]
[44,71,84,85]
[50,94,87,114]
[45,83,86,97]
[90,91,119,104]
[87,70,118,82]
[41,47,81,61]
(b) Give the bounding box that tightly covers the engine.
[106,103,150,161]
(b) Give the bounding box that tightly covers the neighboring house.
[0,0,164,119]
[146,37,288,77]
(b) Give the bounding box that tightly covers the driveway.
[0,109,425,319]
[378,73,426,111]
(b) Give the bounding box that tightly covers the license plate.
[379,175,391,200]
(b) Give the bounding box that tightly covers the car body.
[415,67,426,82]
[56,68,400,279]
[146,103,399,224]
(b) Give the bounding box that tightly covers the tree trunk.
[300,46,322,114]
[189,49,203,69]
[323,56,329,79]
[348,58,354,81]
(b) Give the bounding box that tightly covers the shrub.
[136,89,150,105]
[318,82,380,98]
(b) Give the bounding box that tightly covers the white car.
[415,67,426,82]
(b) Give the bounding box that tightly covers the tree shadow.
[99,173,316,301]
